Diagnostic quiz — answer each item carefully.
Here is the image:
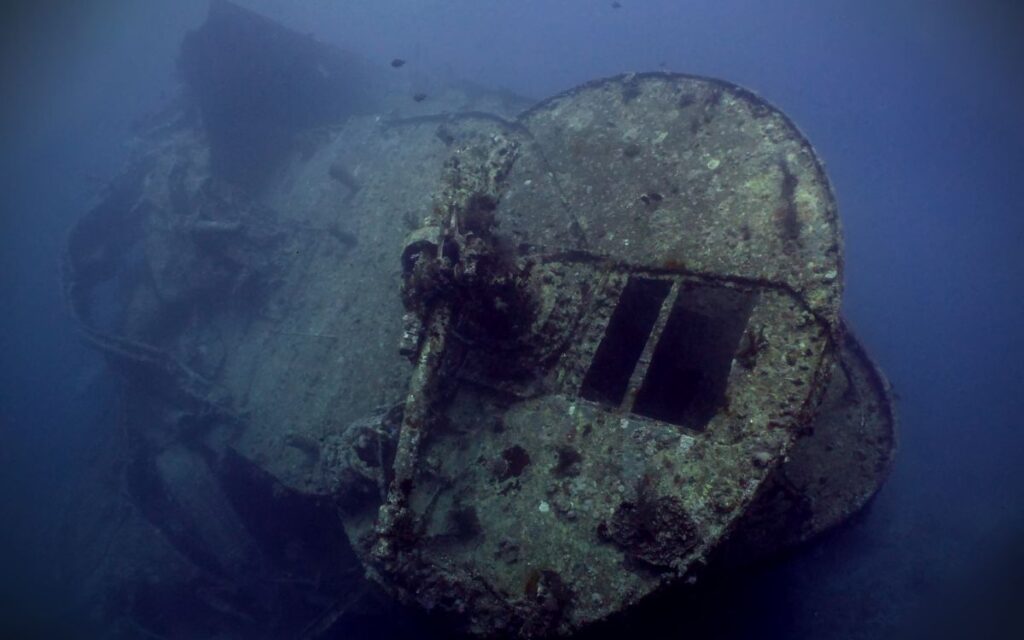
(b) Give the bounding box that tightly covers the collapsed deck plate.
[331,73,847,637]
[719,325,898,565]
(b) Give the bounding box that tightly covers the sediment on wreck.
[59,4,895,637]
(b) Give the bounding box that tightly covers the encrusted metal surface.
[718,325,898,565]
[329,74,848,636]
[60,7,893,635]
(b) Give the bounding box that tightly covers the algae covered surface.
[45,2,911,638]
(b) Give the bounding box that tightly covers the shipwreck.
[61,2,895,637]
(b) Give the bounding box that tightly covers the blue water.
[2,1,1022,638]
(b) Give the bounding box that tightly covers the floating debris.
[391,58,406,68]
[412,92,427,102]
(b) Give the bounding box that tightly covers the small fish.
[611,1,622,8]
[639,192,664,209]
[412,92,427,102]
[391,58,406,68]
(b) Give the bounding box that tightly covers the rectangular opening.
[580,277,672,406]
[632,284,756,431]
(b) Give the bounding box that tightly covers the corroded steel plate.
[333,74,846,637]
[718,325,898,565]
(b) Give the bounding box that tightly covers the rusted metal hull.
[61,4,894,637]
